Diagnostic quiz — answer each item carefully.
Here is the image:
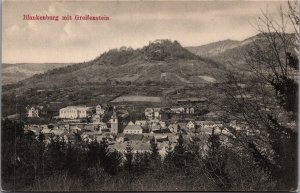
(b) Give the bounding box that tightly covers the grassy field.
[111,95,162,103]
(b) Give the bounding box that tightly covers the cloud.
[3,1,292,63]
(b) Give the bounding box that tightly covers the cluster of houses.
[24,103,264,156]
[26,104,197,120]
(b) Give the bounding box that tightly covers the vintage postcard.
[1,0,299,191]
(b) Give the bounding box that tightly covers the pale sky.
[2,0,296,63]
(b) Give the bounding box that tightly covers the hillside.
[2,63,73,85]
[186,33,296,71]
[9,40,225,91]
[186,39,241,58]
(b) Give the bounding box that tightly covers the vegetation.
[2,119,276,191]
[216,1,298,191]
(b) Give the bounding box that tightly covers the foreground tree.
[218,2,298,190]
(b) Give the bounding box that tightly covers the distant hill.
[2,63,73,85]
[186,33,295,71]
[10,39,225,91]
[92,39,200,66]
[186,39,241,58]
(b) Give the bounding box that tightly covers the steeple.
[112,106,117,118]
[110,106,118,134]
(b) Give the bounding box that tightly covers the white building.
[26,105,45,118]
[123,121,143,134]
[27,106,40,117]
[59,106,89,119]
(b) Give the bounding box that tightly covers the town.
[23,98,261,158]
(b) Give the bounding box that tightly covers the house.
[145,108,161,120]
[26,105,46,118]
[62,133,77,143]
[186,108,190,114]
[153,108,161,119]
[93,134,114,143]
[184,107,195,114]
[25,125,43,135]
[171,107,185,114]
[41,128,52,134]
[158,142,176,158]
[92,114,101,123]
[108,143,127,153]
[149,125,161,131]
[123,121,143,134]
[116,133,125,143]
[229,120,248,131]
[196,121,223,129]
[109,141,151,154]
[59,106,91,119]
[159,121,166,128]
[84,125,96,132]
[168,124,178,133]
[81,131,97,142]
[186,121,195,130]
[189,107,195,114]
[70,125,82,133]
[95,104,105,115]
[135,120,147,127]
[145,108,154,120]
[98,123,108,131]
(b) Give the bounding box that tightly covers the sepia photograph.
[1,0,299,191]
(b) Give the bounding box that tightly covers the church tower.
[110,107,118,134]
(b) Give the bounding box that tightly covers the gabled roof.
[187,121,195,125]
[60,106,88,111]
[124,134,144,141]
[152,128,171,134]
[128,121,135,125]
[124,124,143,131]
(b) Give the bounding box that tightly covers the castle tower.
[110,107,118,134]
